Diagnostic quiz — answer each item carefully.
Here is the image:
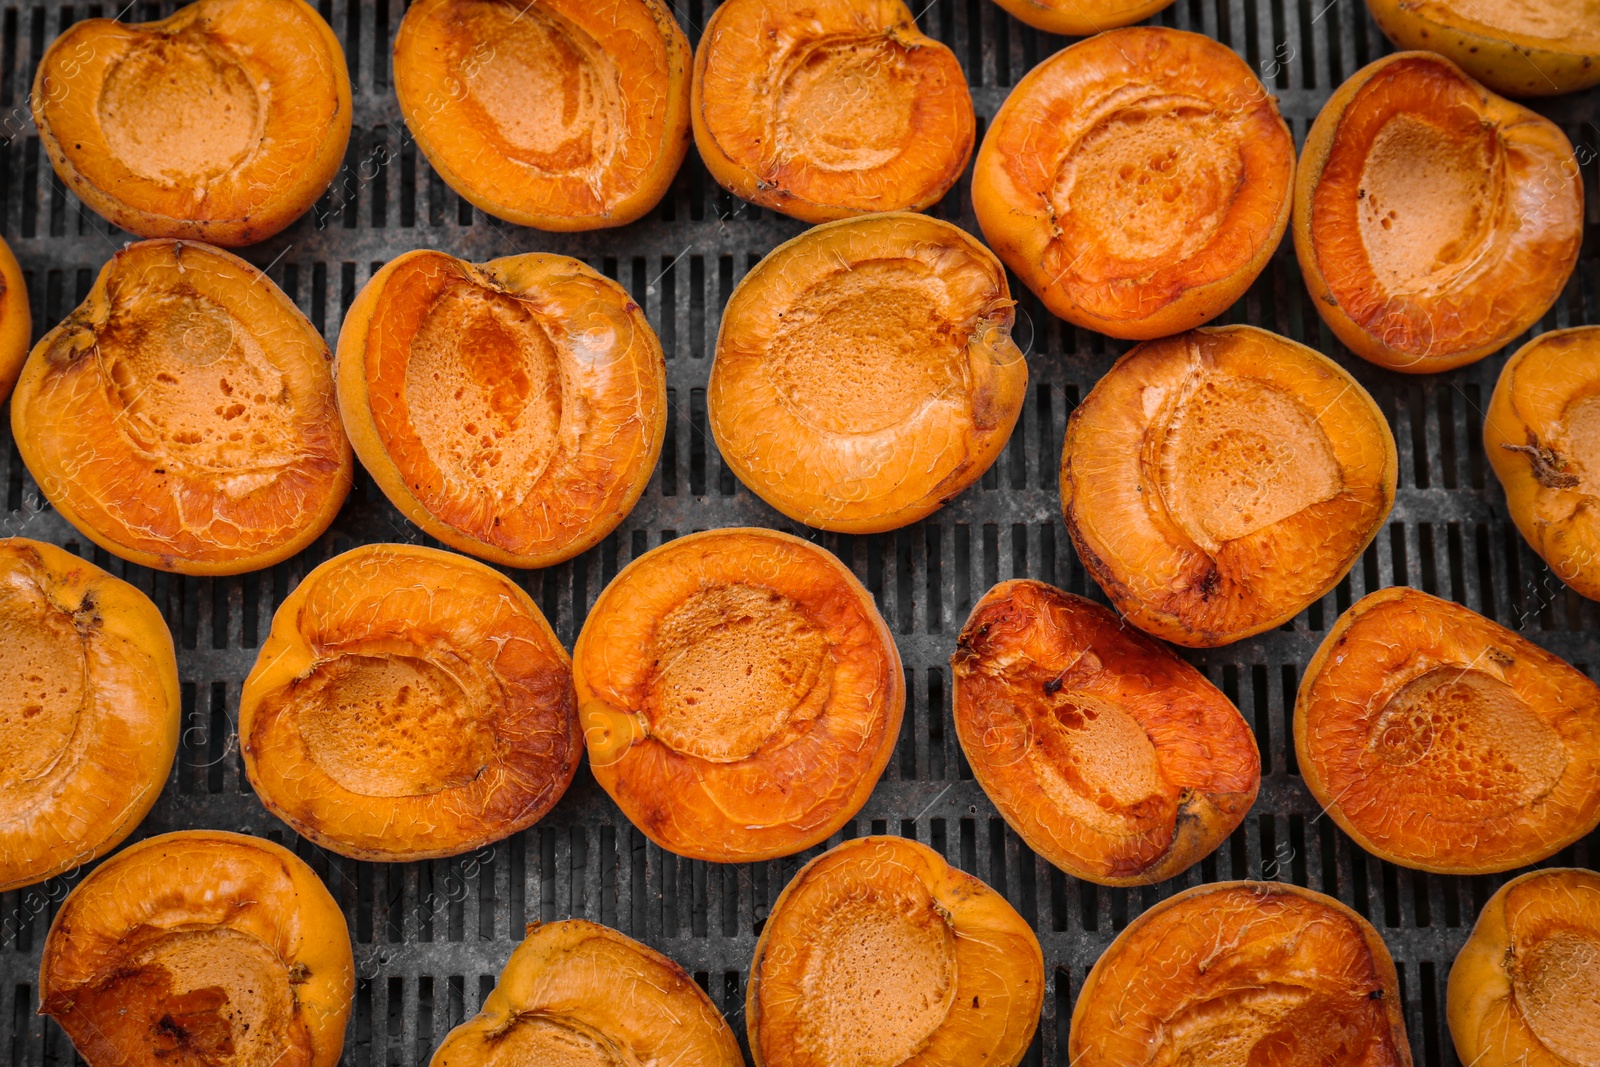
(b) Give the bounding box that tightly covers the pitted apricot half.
[1061,326,1397,647]
[40,830,354,1067]
[0,235,30,403]
[1368,0,1600,97]
[1449,867,1600,1067]
[692,0,974,222]
[1294,52,1583,373]
[971,27,1294,341]
[432,919,743,1067]
[1297,587,1600,874]
[747,835,1044,1067]
[336,249,665,568]
[11,240,352,575]
[988,0,1176,34]
[32,0,350,246]
[1070,881,1413,1067]
[574,529,903,862]
[0,538,178,892]
[241,544,580,862]
[952,580,1260,886]
[710,213,1026,533]
[1486,327,1600,601]
[394,0,690,231]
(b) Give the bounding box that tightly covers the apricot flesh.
[1368,0,1600,97]
[0,235,30,403]
[988,0,1176,34]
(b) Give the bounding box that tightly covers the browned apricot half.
[241,544,579,862]
[32,0,350,246]
[1071,881,1413,1067]
[692,0,974,222]
[1368,0,1600,97]
[1294,52,1583,373]
[1297,587,1600,874]
[0,538,178,892]
[1486,327,1600,601]
[952,579,1260,886]
[41,830,354,1067]
[394,0,690,231]
[1062,326,1397,647]
[748,835,1043,1067]
[337,249,665,568]
[433,919,742,1067]
[710,213,1026,533]
[0,235,31,402]
[1449,867,1600,1067]
[575,529,903,862]
[972,28,1294,340]
[988,0,1176,34]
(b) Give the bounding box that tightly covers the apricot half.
[692,0,974,222]
[241,544,580,862]
[1449,867,1600,1067]
[40,830,354,1067]
[747,835,1044,1067]
[0,538,178,892]
[710,213,1026,533]
[32,0,350,246]
[952,579,1260,886]
[1296,587,1600,874]
[1368,0,1600,97]
[394,0,690,231]
[1486,327,1600,601]
[0,235,30,403]
[11,240,352,575]
[987,0,1176,34]
[432,919,742,1067]
[1062,326,1397,647]
[337,249,665,568]
[1294,52,1583,373]
[575,529,903,862]
[1070,881,1413,1067]
[972,28,1294,340]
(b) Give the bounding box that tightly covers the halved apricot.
[1294,52,1583,373]
[971,28,1294,340]
[575,529,903,862]
[1070,881,1412,1067]
[394,0,690,231]
[432,919,743,1067]
[241,543,580,862]
[32,0,350,246]
[1061,326,1397,647]
[1486,327,1600,601]
[337,249,665,568]
[988,0,1176,34]
[11,240,352,575]
[747,835,1043,1067]
[41,830,354,1067]
[0,538,178,892]
[692,0,974,222]
[952,579,1259,886]
[710,213,1026,533]
[1296,587,1600,874]
[1368,0,1600,97]
[0,235,31,403]
[1449,867,1600,1067]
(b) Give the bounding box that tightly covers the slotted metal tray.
[2,1,1598,1064]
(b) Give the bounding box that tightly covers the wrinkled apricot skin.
[0,236,31,402]
[0,538,178,893]
[575,529,904,863]
[11,240,352,575]
[32,0,350,246]
[1071,881,1413,1067]
[1297,588,1600,874]
[1062,326,1397,647]
[952,580,1260,886]
[987,0,1176,35]
[1368,0,1600,97]
[394,0,690,231]
[692,0,975,222]
[1294,52,1583,373]
[1448,867,1600,1067]
[241,544,580,862]
[40,830,354,1067]
[972,28,1295,341]
[336,249,665,568]
[748,835,1044,1067]
[710,213,1027,534]
[433,920,743,1067]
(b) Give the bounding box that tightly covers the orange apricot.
[1368,0,1600,97]
[988,0,1176,35]
[0,235,30,403]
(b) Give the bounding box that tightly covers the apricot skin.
[0,235,31,403]
[988,0,1176,35]
[1367,0,1600,97]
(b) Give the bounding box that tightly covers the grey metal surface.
[0,0,1597,1064]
